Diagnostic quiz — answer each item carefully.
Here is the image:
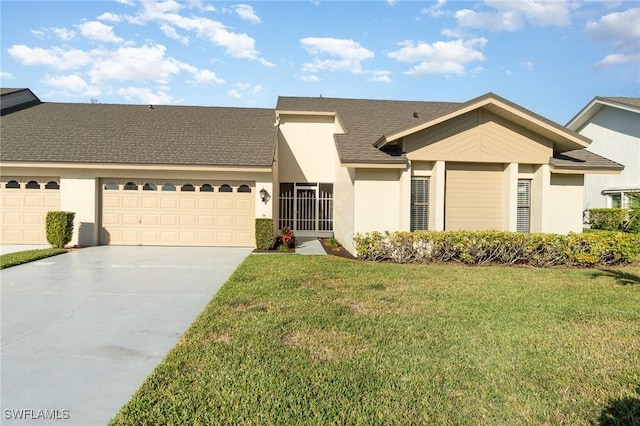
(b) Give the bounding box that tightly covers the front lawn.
[0,248,67,269]
[111,256,640,425]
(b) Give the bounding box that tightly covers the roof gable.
[566,96,640,131]
[377,93,590,153]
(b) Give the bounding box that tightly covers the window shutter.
[411,178,429,231]
[517,180,531,233]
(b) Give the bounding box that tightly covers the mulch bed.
[318,238,357,260]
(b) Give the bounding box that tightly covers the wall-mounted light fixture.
[259,187,270,203]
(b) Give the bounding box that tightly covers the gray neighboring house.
[567,97,640,210]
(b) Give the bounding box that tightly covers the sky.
[1,0,639,125]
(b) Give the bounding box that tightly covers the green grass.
[0,248,67,269]
[111,256,640,425]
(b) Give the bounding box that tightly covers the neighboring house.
[1,89,622,254]
[566,97,640,210]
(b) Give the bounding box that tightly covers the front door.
[279,183,333,237]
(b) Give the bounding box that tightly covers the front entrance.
[279,183,333,237]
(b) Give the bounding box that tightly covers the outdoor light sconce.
[259,188,270,203]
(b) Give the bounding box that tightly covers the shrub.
[587,208,628,232]
[46,211,75,248]
[353,230,640,267]
[255,218,275,250]
[278,227,295,248]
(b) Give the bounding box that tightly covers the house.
[566,97,639,210]
[1,89,623,255]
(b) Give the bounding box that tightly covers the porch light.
[260,187,270,203]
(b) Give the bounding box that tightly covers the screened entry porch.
[278,183,334,237]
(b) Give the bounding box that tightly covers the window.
[200,184,214,192]
[238,184,251,193]
[104,181,118,190]
[162,183,176,191]
[219,184,232,193]
[143,182,157,191]
[26,180,40,189]
[5,180,20,189]
[124,182,138,190]
[609,193,622,208]
[181,183,195,192]
[517,180,531,233]
[45,181,60,190]
[410,178,429,231]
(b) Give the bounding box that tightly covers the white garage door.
[0,177,61,244]
[100,179,255,247]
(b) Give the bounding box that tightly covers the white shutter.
[517,180,531,233]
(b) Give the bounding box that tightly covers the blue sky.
[1,0,638,124]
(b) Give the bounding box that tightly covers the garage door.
[100,179,255,247]
[0,177,61,244]
[445,163,504,230]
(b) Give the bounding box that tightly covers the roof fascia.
[550,167,622,175]
[341,162,407,169]
[0,161,273,173]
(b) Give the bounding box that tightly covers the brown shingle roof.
[277,96,461,163]
[1,102,276,167]
[550,149,624,171]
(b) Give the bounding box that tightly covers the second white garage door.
[100,179,255,247]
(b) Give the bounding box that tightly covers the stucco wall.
[579,106,639,209]
[549,174,584,234]
[277,114,337,183]
[353,169,402,233]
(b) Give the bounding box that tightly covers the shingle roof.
[599,97,640,109]
[550,149,624,171]
[1,102,276,167]
[277,96,461,163]
[0,88,27,96]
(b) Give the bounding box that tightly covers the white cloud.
[587,8,640,68]
[190,69,225,85]
[1,71,15,80]
[234,4,260,24]
[387,0,398,6]
[300,75,320,82]
[118,86,181,104]
[300,37,374,74]
[52,27,77,41]
[422,0,447,17]
[97,12,122,23]
[520,60,533,70]
[125,1,271,65]
[455,0,572,32]
[78,21,124,43]
[41,74,102,97]
[88,44,182,85]
[160,24,190,44]
[595,53,640,68]
[227,89,242,99]
[388,38,487,76]
[8,45,93,70]
[31,29,45,39]
[369,70,392,83]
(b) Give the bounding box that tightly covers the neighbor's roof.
[550,149,624,172]
[566,96,640,131]
[0,102,277,168]
[277,96,461,164]
[0,88,27,96]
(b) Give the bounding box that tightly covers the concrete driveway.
[1,246,252,425]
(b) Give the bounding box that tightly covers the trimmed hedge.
[46,211,75,248]
[255,218,275,250]
[353,230,640,267]
[587,208,628,232]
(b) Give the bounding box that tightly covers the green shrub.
[255,218,274,250]
[46,211,75,248]
[353,230,640,267]
[587,208,628,231]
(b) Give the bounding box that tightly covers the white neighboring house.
[567,97,640,210]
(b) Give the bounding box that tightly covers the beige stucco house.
[1,88,622,254]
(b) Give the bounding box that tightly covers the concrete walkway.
[1,246,251,426]
[1,244,52,255]
[295,237,326,255]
